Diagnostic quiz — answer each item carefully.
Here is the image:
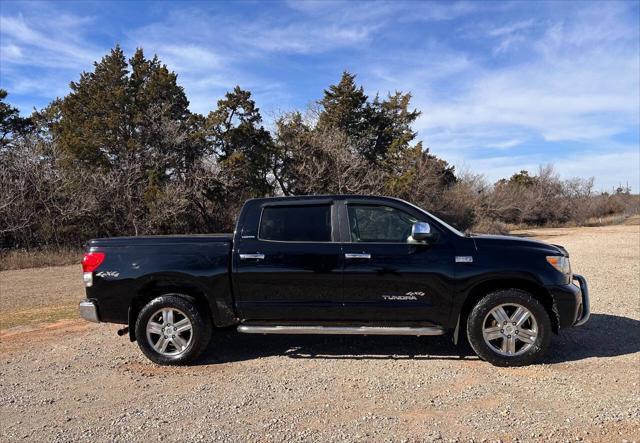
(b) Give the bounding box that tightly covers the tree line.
[0,46,635,249]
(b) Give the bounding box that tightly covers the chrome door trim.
[239,253,265,260]
[344,253,371,259]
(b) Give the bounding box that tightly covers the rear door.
[340,201,455,324]
[233,200,344,321]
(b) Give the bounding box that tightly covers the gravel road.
[1,224,638,442]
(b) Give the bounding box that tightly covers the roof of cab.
[245,194,401,204]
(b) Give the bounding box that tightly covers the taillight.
[82,252,105,287]
[82,252,105,272]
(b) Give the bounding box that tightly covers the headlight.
[546,255,571,275]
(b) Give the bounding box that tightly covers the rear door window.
[259,205,332,242]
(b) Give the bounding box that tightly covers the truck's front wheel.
[135,295,211,365]
[466,289,551,366]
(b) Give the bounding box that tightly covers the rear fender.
[128,276,236,341]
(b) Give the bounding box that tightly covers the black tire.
[466,289,551,367]
[135,294,212,365]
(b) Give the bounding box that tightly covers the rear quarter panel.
[85,240,235,326]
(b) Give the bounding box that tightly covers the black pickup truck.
[80,195,589,366]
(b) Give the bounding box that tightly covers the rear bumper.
[547,273,590,328]
[79,299,100,323]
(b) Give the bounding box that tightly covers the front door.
[233,202,344,321]
[341,203,455,324]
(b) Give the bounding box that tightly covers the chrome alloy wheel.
[482,303,538,357]
[145,308,193,356]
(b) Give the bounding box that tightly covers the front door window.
[348,205,418,243]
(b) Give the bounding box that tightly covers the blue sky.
[1,0,639,191]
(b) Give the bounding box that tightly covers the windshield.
[399,199,465,237]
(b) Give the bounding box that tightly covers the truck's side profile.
[80,195,589,366]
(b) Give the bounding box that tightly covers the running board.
[237,324,445,336]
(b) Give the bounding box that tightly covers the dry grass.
[0,264,84,331]
[0,305,78,330]
[578,213,638,227]
[0,247,82,271]
[499,213,639,234]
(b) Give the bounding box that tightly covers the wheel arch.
[128,280,215,342]
[454,278,559,345]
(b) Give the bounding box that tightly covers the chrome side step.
[237,324,445,336]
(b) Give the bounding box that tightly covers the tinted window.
[259,205,332,242]
[348,205,418,243]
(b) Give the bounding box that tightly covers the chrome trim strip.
[573,274,590,326]
[455,256,473,263]
[237,325,444,336]
[79,299,100,323]
[344,253,371,259]
[239,253,265,260]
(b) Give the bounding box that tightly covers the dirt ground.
[0,265,83,330]
[0,224,638,442]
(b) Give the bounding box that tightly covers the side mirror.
[411,222,435,242]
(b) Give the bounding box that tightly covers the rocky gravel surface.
[0,224,638,442]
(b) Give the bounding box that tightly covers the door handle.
[239,253,265,260]
[345,253,371,259]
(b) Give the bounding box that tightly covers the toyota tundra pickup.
[79,195,589,366]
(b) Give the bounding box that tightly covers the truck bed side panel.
[85,239,236,326]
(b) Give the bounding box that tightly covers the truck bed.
[87,234,233,247]
[84,233,236,326]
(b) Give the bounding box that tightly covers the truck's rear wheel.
[135,295,211,365]
[466,289,551,367]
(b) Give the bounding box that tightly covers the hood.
[471,234,567,256]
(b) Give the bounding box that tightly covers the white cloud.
[488,19,536,38]
[1,43,23,58]
[454,148,640,192]
[1,0,637,190]
[358,1,639,190]
[409,5,637,143]
[235,22,376,54]
[0,7,105,104]
[485,139,525,149]
[401,1,478,22]
[122,1,413,113]
[156,45,223,72]
[0,13,100,69]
